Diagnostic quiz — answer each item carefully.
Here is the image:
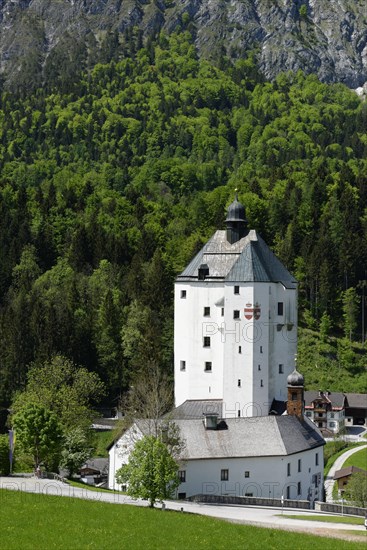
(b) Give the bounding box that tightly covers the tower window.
[238,379,241,387]
[244,471,250,478]
[203,306,210,317]
[260,346,263,353]
[292,392,297,401]
[221,469,229,481]
[233,310,240,319]
[315,453,319,466]
[297,482,301,495]
[180,360,186,371]
[277,302,284,316]
[221,307,224,317]
[237,410,241,417]
[258,365,261,371]
[298,459,301,473]
[279,364,284,374]
[260,379,263,387]
[287,463,291,476]
[203,336,211,347]
[180,290,187,299]
[234,286,240,295]
[204,362,212,372]
[238,346,242,354]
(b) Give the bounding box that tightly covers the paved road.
[324,444,367,502]
[1,476,365,541]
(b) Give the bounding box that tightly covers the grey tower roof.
[177,229,296,288]
[225,195,247,223]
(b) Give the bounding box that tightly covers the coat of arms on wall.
[244,302,261,320]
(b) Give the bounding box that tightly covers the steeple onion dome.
[287,369,304,387]
[225,192,247,223]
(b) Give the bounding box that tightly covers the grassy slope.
[1,490,365,550]
[91,429,116,458]
[297,329,367,393]
[342,448,367,470]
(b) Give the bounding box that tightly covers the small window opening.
[203,336,211,347]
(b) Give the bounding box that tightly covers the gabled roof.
[304,391,346,409]
[333,466,367,480]
[345,393,367,409]
[119,415,324,460]
[81,458,108,474]
[177,230,296,288]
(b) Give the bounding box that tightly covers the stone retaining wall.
[189,494,310,509]
[315,501,367,517]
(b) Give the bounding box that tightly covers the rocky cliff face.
[0,0,366,90]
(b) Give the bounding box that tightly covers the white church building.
[108,194,325,503]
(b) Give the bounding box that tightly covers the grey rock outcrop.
[0,0,366,89]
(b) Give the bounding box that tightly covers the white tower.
[174,194,298,418]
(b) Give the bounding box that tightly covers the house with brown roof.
[333,466,367,492]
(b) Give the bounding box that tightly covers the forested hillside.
[0,31,366,405]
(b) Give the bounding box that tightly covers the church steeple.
[286,360,305,419]
[225,191,248,244]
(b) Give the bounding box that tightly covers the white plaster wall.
[268,284,298,404]
[177,447,323,501]
[108,426,142,490]
[175,279,298,416]
[222,283,256,417]
[174,282,225,406]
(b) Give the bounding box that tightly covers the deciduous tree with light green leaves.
[12,403,63,469]
[60,427,93,478]
[11,355,105,431]
[115,435,179,507]
[343,472,367,508]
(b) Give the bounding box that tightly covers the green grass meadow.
[0,490,365,550]
[342,447,367,470]
[281,514,364,525]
